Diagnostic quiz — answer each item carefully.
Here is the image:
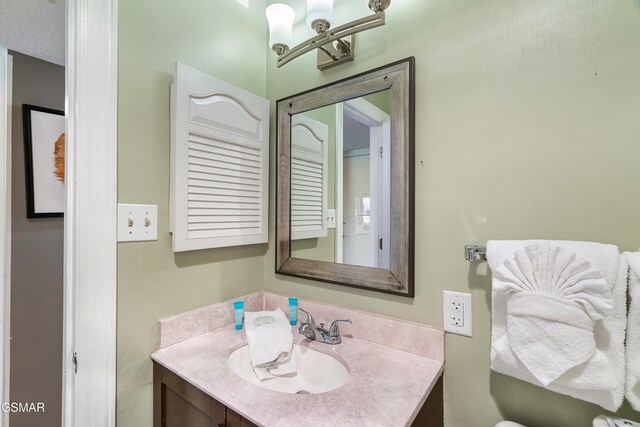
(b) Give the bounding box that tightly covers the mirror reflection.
[290,89,391,269]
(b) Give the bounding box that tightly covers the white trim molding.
[63,0,118,426]
[343,98,391,269]
[334,103,344,264]
[0,47,12,427]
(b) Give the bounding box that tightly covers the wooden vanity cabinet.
[153,362,443,427]
[411,375,444,427]
[154,363,257,427]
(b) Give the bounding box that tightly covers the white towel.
[623,251,640,411]
[244,309,295,381]
[487,240,627,411]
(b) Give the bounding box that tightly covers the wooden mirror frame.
[276,57,415,297]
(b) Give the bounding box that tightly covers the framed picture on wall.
[22,104,65,218]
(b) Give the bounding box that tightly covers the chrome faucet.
[297,308,352,345]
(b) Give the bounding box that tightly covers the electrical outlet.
[450,300,464,327]
[326,208,336,229]
[117,204,158,242]
[443,291,472,337]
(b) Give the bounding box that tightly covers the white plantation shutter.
[170,62,269,252]
[291,115,328,240]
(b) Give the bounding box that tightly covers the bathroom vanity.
[151,292,445,427]
[153,359,443,427]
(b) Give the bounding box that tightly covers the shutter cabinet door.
[171,62,269,252]
[290,115,328,240]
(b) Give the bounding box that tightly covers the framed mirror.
[276,58,415,297]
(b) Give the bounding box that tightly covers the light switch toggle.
[326,209,336,229]
[118,204,158,242]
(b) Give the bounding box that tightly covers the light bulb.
[266,3,295,54]
[365,0,391,13]
[306,0,333,33]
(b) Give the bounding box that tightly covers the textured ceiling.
[0,0,65,65]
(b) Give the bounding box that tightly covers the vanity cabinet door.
[155,362,256,427]
[154,363,226,427]
[226,408,257,427]
[164,386,214,427]
[410,375,443,427]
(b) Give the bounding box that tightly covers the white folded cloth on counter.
[623,251,640,411]
[487,240,627,411]
[593,415,640,427]
[251,349,298,381]
[244,309,295,381]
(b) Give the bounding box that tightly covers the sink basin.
[227,344,350,394]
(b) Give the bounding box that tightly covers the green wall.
[264,1,640,426]
[117,0,267,425]
[117,0,640,426]
[363,90,391,115]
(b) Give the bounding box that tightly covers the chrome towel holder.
[465,245,487,262]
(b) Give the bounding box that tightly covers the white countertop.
[151,324,444,427]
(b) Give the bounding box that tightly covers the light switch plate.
[117,204,158,242]
[326,209,336,229]
[443,290,472,337]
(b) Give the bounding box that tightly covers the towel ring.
[465,245,487,262]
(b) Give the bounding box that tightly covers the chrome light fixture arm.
[266,1,391,71]
[276,12,386,69]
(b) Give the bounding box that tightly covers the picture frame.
[22,104,66,218]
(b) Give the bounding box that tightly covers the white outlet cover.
[443,290,472,337]
[117,203,158,242]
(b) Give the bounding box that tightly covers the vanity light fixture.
[266,0,391,70]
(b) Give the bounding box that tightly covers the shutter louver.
[291,115,328,240]
[171,63,269,252]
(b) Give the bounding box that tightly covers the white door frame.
[335,98,390,268]
[0,47,13,427]
[63,0,118,426]
[335,103,344,263]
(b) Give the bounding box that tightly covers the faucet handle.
[298,308,314,325]
[328,319,352,337]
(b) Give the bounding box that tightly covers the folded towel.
[244,309,295,381]
[506,292,603,386]
[488,240,626,411]
[623,251,640,411]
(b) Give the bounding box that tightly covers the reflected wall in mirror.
[276,58,414,297]
[290,90,391,270]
